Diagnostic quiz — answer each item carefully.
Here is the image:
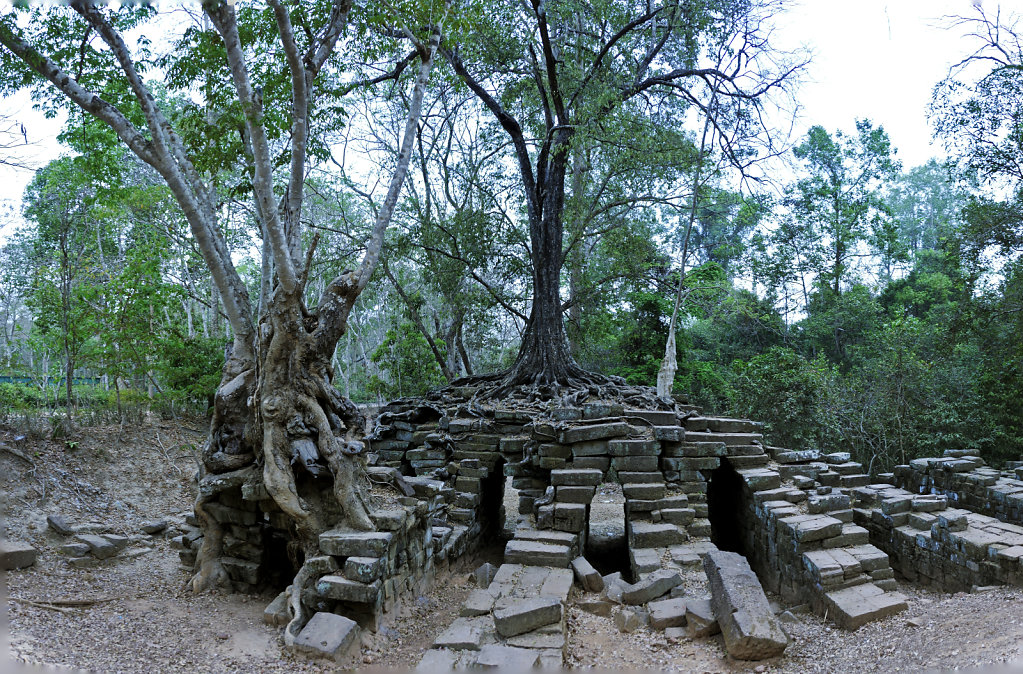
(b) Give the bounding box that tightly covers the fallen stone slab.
[475,644,540,669]
[461,589,496,617]
[621,569,682,605]
[648,597,687,629]
[0,540,37,570]
[75,534,117,560]
[506,623,566,649]
[825,583,908,630]
[704,550,788,660]
[433,617,484,650]
[571,556,604,592]
[293,612,360,662]
[493,597,563,637]
[685,597,720,637]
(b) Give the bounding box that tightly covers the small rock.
[60,542,91,557]
[47,515,75,536]
[141,520,169,535]
[614,607,645,633]
[0,540,38,570]
[906,617,923,628]
[473,562,498,588]
[216,633,229,640]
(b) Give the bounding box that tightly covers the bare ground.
[4,418,1023,672]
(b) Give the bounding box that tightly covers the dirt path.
[5,420,1023,672]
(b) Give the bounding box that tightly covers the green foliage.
[731,346,837,450]
[155,335,226,408]
[368,322,447,400]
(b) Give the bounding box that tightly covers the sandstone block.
[685,597,720,637]
[318,530,393,557]
[293,612,360,662]
[704,550,788,660]
[0,540,37,570]
[648,597,687,629]
[621,568,682,605]
[571,556,604,592]
[493,597,563,637]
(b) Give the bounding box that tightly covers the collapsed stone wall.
[890,451,1023,526]
[727,454,907,629]
[841,450,1023,593]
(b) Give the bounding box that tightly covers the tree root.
[187,494,232,594]
[283,556,318,647]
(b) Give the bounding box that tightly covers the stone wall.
[890,450,1023,526]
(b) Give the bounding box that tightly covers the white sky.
[0,0,993,243]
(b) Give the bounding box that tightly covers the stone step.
[624,409,678,426]
[684,431,764,446]
[622,483,667,500]
[727,454,770,469]
[629,521,687,548]
[704,417,762,434]
[618,471,665,484]
[824,583,908,630]
[504,540,572,568]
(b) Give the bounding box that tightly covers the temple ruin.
[173,387,1023,666]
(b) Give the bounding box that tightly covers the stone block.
[504,540,572,568]
[344,557,383,583]
[475,644,540,669]
[433,617,483,650]
[474,562,499,587]
[293,612,360,662]
[263,591,291,626]
[560,423,630,444]
[612,456,659,471]
[319,530,393,557]
[608,439,660,456]
[685,597,721,637]
[461,589,496,617]
[0,540,37,570]
[630,521,686,548]
[493,597,563,637]
[551,468,603,486]
[615,607,645,632]
[622,483,666,500]
[621,568,682,605]
[648,597,687,629]
[555,485,596,504]
[75,534,117,560]
[630,547,662,574]
[824,583,907,630]
[704,550,788,660]
[316,575,382,604]
[46,514,75,536]
[571,556,604,592]
[572,456,610,471]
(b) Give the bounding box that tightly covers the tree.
[0,0,445,641]
[22,156,102,417]
[443,0,803,392]
[785,120,901,295]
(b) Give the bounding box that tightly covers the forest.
[1,0,1022,481]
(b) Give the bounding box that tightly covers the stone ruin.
[168,388,1023,667]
